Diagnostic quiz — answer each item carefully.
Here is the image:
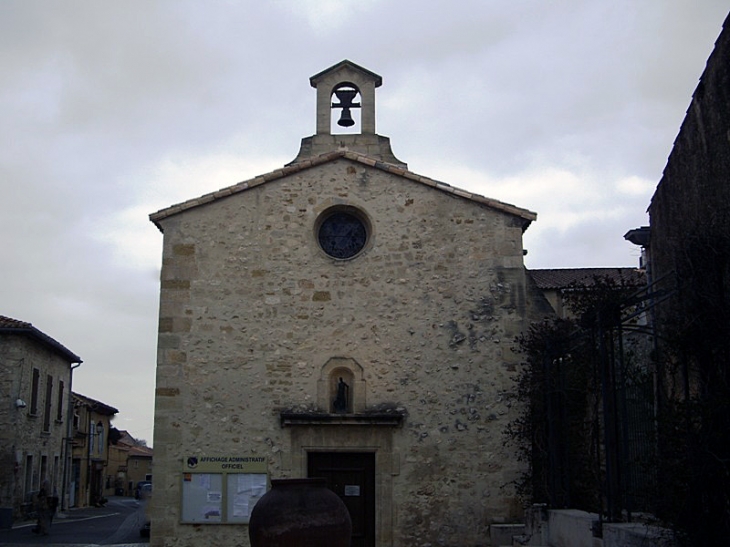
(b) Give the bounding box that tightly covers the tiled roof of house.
[129,445,154,458]
[0,314,82,363]
[72,391,119,415]
[150,149,537,231]
[116,430,137,447]
[0,315,32,329]
[529,268,645,290]
[115,430,152,450]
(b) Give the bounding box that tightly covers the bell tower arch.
[290,59,406,167]
[310,60,381,135]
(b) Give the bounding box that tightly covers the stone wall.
[645,14,730,544]
[0,335,71,515]
[151,157,550,546]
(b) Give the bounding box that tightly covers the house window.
[53,455,59,491]
[40,455,48,485]
[56,381,64,422]
[97,423,104,455]
[24,455,33,494]
[43,375,53,432]
[30,368,40,415]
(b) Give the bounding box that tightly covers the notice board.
[181,455,267,524]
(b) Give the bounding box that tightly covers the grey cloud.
[1,0,726,443]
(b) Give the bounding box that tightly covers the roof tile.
[149,150,537,229]
[0,314,82,363]
[529,268,645,290]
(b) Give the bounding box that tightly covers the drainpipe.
[61,362,81,512]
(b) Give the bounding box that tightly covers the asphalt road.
[0,497,148,547]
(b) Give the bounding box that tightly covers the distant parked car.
[134,481,152,499]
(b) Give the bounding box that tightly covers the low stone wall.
[603,522,674,547]
[490,523,525,546]
[548,510,599,547]
[547,509,675,547]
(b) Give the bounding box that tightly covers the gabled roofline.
[149,150,537,232]
[310,59,382,88]
[529,267,645,290]
[128,445,154,457]
[72,391,119,415]
[0,314,82,364]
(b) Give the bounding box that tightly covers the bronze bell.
[338,107,355,127]
[333,87,360,127]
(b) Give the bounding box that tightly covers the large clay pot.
[248,478,352,547]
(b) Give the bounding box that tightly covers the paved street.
[0,497,148,547]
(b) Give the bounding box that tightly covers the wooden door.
[308,452,375,547]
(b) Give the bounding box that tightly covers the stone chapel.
[149,60,551,547]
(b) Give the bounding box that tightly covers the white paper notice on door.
[344,485,360,496]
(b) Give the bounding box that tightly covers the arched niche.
[317,357,366,413]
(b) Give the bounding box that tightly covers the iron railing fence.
[539,274,674,523]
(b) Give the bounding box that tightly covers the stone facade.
[105,431,153,497]
[149,61,552,547]
[127,445,153,489]
[0,315,80,518]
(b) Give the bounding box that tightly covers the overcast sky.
[1,1,727,444]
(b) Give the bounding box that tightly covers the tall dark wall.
[650,13,730,282]
[647,13,730,545]
[649,12,730,380]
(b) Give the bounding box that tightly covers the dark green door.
[308,452,375,547]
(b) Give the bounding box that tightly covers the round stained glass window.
[318,209,368,259]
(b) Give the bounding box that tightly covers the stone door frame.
[287,425,398,547]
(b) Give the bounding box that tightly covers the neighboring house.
[0,314,81,521]
[105,429,153,497]
[148,60,552,547]
[70,392,118,507]
[529,267,645,318]
[126,444,153,492]
[106,429,131,496]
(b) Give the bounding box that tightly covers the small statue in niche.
[333,377,349,413]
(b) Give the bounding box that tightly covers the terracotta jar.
[248,478,352,547]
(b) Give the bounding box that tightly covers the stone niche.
[319,356,365,413]
[280,356,406,427]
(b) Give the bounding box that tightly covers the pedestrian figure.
[32,479,52,535]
